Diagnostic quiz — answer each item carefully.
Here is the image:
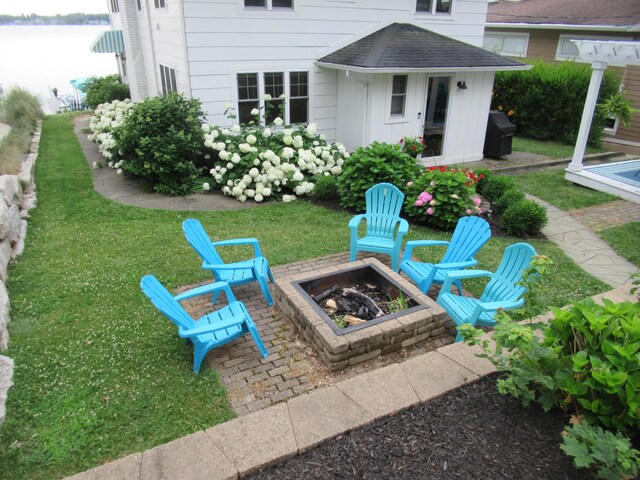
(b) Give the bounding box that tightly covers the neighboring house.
[94,0,526,165]
[485,0,640,154]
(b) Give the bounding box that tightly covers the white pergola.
[567,40,640,172]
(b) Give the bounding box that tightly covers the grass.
[0,114,611,479]
[512,136,607,159]
[596,222,640,267]
[510,168,617,211]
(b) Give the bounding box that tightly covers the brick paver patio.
[569,199,640,231]
[178,252,455,416]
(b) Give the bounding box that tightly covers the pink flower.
[466,209,472,215]
[418,191,433,202]
[426,207,434,215]
[430,181,436,187]
[407,181,414,187]
[415,200,424,207]
[475,207,483,214]
[472,197,481,207]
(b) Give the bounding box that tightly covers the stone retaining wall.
[0,122,40,425]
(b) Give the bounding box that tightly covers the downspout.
[346,70,370,147]
[144,0,160,94]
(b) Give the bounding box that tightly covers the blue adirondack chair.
[140,275,268,373]
[436,242,537,342]
[349,183,408,271]
[182,219,274,306]
[399,216,491,295]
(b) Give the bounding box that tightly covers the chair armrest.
[398,218,409,235]
[475,299,524,313]
[437,270,493,302]
[174,281,236,303]
[211,238,263,257]
[348,214,365,230]
[402,239,449,263]
[179,313,246,337]
[201,260,256,272]
[433,259,478,270]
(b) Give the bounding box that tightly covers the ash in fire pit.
[313,283,396,326]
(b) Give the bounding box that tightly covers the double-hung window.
[483,33,528,57]
[159,65,177,94]
[244,0,293,8]
[237,71,308,125]
[390,75,408,117]
[110,0,120,13]
[416,0,451,14]
[154,0,166,9]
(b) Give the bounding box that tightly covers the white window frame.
[159,64,177,94]
[388,75,409,122]
[415,0,453,16]
[483,32,529,57]
[234,70,309,125]
[556,34,632,64]
[110,0,120,13]
[154,0,167,10]
[242,0,294,10]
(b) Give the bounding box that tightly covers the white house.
[94,0,527,165]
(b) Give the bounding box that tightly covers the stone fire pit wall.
[274,257,455,371]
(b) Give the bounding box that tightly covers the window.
[154,0,166,9]
[289,72,308,124]
[390,75,407,116]
[159,65,177,94]
[416,0,451,14]
[236,71,308,125]
[136,0,142,10]
[244,0,293,9]
[237,73,260,123]
[483,33,528,57]
[109,0,120,13]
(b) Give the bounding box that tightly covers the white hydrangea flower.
[201,124,211,132]
[262,188,272,196]
[232,186,243,196]
[210,130,219,139]
[261,93,272,101]
[231,124,241,133]
[279,93,286,99]
[293,171,304,181]
[231,153,241,164]
[222,129,231,135]
[239,143,251,153]
[242,174,252,184]
[273,117,284,127]
[246,134,257,145]
[293,136,304,149]
[283,135,293,145]
[116,168,123,175]
[306,123,317,137]
[202,182,211,190]
[204,138,214,148]
[224,102,232,109]
[253,159,260,166]
[219,150,230,160]
[92,162,99,169]
[227,180,234,187]
[249,168,259,178]
[245,189,255,198]
[282,194,296,203]
[251,108,260,116]
[255,194,264,202]
[263,128,272,138]
[281,147,294,159]
[331,166,342,175]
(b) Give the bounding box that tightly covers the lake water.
[0,25,118,113]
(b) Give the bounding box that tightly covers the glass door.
[422,76,450,157]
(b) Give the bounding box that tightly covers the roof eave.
[486,22,636,32]
[316,61,532,74]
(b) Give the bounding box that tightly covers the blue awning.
[90,30,124,54]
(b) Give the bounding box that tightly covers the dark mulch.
[248,373,591,480]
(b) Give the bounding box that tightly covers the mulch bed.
[248,373,592,480]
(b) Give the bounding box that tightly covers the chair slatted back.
[441,216,491,264]
[480,243,536,304]
[365,183,405,239]
[183,219,224,266]
[140,275,195,331]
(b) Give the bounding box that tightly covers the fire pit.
[274,257,452,371]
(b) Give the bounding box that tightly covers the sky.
[0,0,108,16]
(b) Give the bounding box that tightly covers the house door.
[422,76,450,157]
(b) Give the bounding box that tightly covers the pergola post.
[567,61,608,172]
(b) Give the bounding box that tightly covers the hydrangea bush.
[87,99,135,160]
[403,166,483,229]
[202,103,348,202]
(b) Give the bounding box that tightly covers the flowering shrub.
[202,104,347,202]
[403,166,483,229]
[399,136,426,158]
[87,99,135,160]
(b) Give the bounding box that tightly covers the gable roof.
[487,0,640,28]
[317,23,527,73]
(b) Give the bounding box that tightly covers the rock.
[0,202,9,241]
[11,220,27,259]
[0,282,8,351]
[19,153,37,188]
[0,355,14,426]
[0,240,12,283]
[0,176,23,208]
[344,314,366,325]
[325,299,337,310]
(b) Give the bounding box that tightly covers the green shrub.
[403,166,482,230]
[399,135,426,158]
[0,86,43,131]
[112,92,204,195]
[483,175,516,203]
[502,199,548,236]
[492,60,619,146]
[337,141,421,211]
[313,174,339,200]
[561,422,640,480]
[84,74,130,109]
[474,167,492,197]
[492,188,525,215]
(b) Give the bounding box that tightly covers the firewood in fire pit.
[344,314,366,325]
[343,288,384,318]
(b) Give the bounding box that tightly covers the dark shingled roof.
[317,23,525,71]
[487,0,640,27]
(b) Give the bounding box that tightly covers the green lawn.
[512,136,606,159]
[597,222,640,267]
[510,168,617,211]
[0,115,611,479]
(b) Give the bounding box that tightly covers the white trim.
[486,22,636,32]
[557,34,633,64]
[603,136,640,148]
[414,0,454,17]
[316,62,532,74]
[240,0,295,11]
[483,32,529,57]
[387,74,409,121]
